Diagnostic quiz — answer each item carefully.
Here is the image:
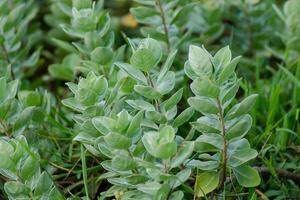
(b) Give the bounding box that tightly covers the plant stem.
[155,0,170,52]
[80,145,89,200]
[217,98,227,192]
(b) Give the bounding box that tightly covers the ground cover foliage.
[0,0,300,199]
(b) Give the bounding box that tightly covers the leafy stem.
[217,97,227,192]
[155,0,170,52]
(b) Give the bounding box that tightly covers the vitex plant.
[0,135,64,200]
[130,0,199,57]
[0,0,41,78]
[48,0,121,83]
[185,45,260,197]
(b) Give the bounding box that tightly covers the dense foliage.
[0,0,300,199]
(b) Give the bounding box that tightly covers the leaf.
[157,50,177,83]
[170,142,194,168]
[188,45,212,77]
[126,110,144,137]
[116,110,130,131]
[226,94,258,120]
[115,62,148,85]
[20,155,39,180]
[169,191,184,200]
[191,77,220,98]
[163,88,183,111]
[233,165,261,187]
[49,64,74,81]
[111,155,136,171]
[146,111,167,124]
[126,100,155,111]
[134,85,162,100]
[130,6,160,24]
[195,133,223,149]
[130,48,157,72]
[104,133,131,149]
[156,71,175,95]
[191,116,220,134]
[92,116,116,135]
[34,172,53,196]
[229,148,257,167]
[51,38,77,53]
[184,61,198,80]
[188,96,218,114]
[154,184,170,200]
[217,56,241,84]
[142,131,177,159]
[195,171,219,197]
[226,115,252,139]
[91,47,113,65]
[173,107,194,127]
[4,181,30,197]
[213,45,232,69]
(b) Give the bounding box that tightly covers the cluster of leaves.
[1,0,300,199]
[0,0,41,78]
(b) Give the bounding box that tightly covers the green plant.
[0,0,41,78]
[185,45,260,197]
[1,0,300,199]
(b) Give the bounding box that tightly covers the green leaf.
[139,37,162,65]
[142,130,177,159]
[184,61,198,80]
[154,184,170,200]
[163,88,183,111]
[146,110,167,124]
[4,181,30,197]
[126,111,144,137]
[130,48,157,73]
[92,116,116,135]
[195,133,223,149]
[157,50,177,83]
[126,100,155,111]
[111,155,136,171]
[104,133,131,149]
[170,142,194,168]
[20,155,39,180]
[188,45,212,77]
[134,85,162,100]
[226,115,252,139]
[156,71,175,95]
[233,165,261,187]
[169,191,184,200]
[18,91,41,107]
[49,64,74,81]
[130,6,160,24]
[91,47,113,65]
[34,172,53,196]
[51,38,77,53]
[195,171,219,197]
[188,96,218,114]
[116,110,130,131]
[213,45,232,69]
[173,107,194,128]
[76,72,108,106]
[115,62,148,85]
[226,94,258,120]
[229,148,257,167]
[191,116,220,134]
[191,77,220,98]
[217,56,241,84]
